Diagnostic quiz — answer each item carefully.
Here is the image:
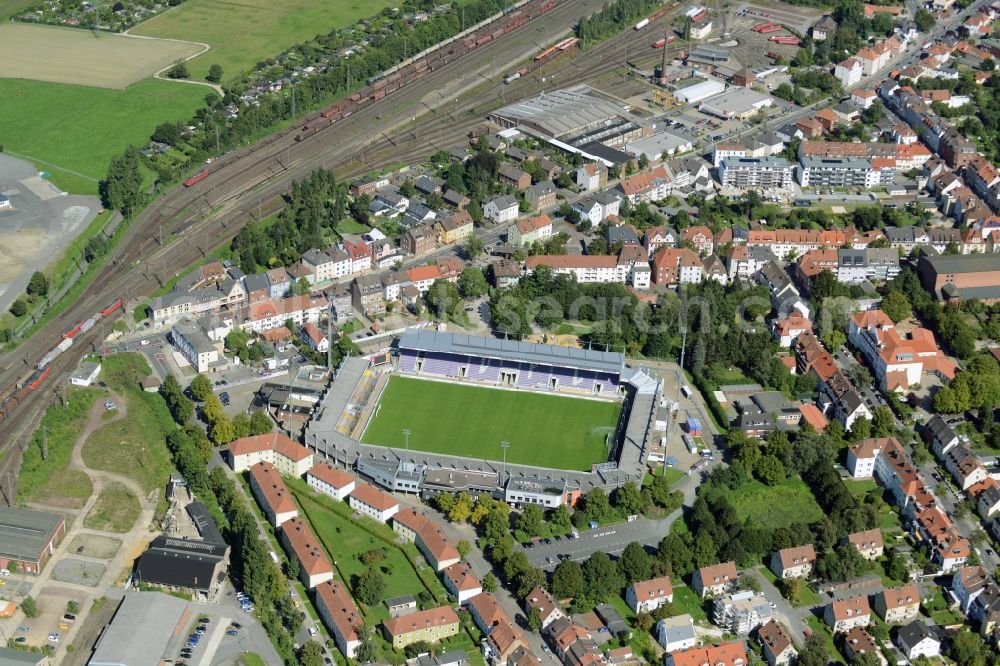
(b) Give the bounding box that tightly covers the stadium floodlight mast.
[500,440,511,486]
[402,428,412,454]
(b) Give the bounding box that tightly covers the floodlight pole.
[403,428,412,455]
[500,441,511,487]
[663,327,688,478]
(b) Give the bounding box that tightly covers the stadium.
[304,329,660,498]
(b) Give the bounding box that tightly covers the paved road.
[748,567,811,644]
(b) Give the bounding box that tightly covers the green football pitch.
[361,376,622,471]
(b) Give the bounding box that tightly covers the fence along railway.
[0,0,585,506]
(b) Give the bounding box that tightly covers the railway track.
[0,0,685,502]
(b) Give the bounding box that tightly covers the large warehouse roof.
[673,79,726,104]
[88,592,188,666]
[399,329,625,374]
[0,507,62,563]
[490,85,631,139]
[698,87,773,118]
[924,252,1000,274]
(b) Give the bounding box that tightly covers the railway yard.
[0,0,696,501]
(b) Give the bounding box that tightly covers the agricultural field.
[362,376,621,471]
[0,24,203,88]
[130,0,400,81]
[0,78,208,193]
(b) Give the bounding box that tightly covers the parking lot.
[9,586,81,652]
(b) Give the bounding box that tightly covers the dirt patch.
[67,534,122,561]
[84,482,140,533]
[51,559,107,587]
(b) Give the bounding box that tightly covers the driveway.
[748,568,811,644]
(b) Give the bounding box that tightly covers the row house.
[682,225,715,255]
[835,57,864,87]
[343,239,373,273]
[315,581,363,658]
[525,180,557,210]
[618,166,670,204]
[437,211,474,244]
[484,195,519,224]
[401,224,436,256]
[794,330,870,429]
[844,628,885,665]
[392,508,461,572]
[382,606,460,650]
[280,516,334,588]
[468,593,527,663]
[228,433,313,476]
[855,36,901,75]
[544,617,603,666]
[306,462,355,501]
[746,227,855,258]
[151,286,228,327]
[243,293,328,333]
[726,245,778,281]
[645,226,680,259]
[653,247,704,286]
[510,214,553,247]
[666,641,747,666]
[914,506,970,572]
[248,461,298,527]
[847,528,884,560]
[965,158,1000,210]
[576,162,608,192]
[769,544,816,579]
[943,444,988,491]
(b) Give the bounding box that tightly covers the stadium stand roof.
[398,329,625,374]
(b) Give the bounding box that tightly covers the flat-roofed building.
[719,157,794,190]
[0,507,65,575]
[699,88,773,120]
[87,592,190,666]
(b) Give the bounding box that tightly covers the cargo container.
[635,18,650,30]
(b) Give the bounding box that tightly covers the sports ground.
[361,376,622,471]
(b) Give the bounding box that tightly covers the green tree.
[249,410,273,435]
[232,412,252,439]
[872,406,895,437]
[21,596,38,618]
[583,551,624,602]
[516,504,544,536]
[755,454,787,486]
[619,542,652,584]
[915,8,936,31]
[448,492,474,523]
[881,290,912,323]
[850,416,872,442]
[853,654,882,666]
[457,539,471,561]
[298,641,324,666]
[551,560,584,599]
[798,634,830,666]
[458,267,489,298]
[354,568,385,606]
[100,147,143,217]
[550,504,573,533]
[190,374,212,402]
[9,299,27,318]
[583,487,614,525]
[950,630,985,666]
[286,555,300,582]
[482,572,499,593]
[210,414,236,444]
[166,60,190,79]
[526,607,542,632]
[206,64,224,83]
[27,271,48,298]
[614,482,647,516]
[465,235,485,259]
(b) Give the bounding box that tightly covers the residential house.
[923,415,959,457]
[525,586,563,630]
[510,214,553,247]
[770,544,816,579]
[437,211,474,244]
[656,615,697,653]
[499,163,532,190]
[348,483,399,523]
[248,462,298,527]
[758,620,796,666]
[573,191,622,226]
[315,580,363,659]
[577,162,608,192]
[401,224,436,256]
[491,259,522,288]
[652,247,704,286]
[352,275,386,317]
[825,596,871,633]
[625,576,673,613]
[484,195,519,224]
[343,239,373,274]
[382,606,460,649]
[693,561,738,598]
[683,225,715,255]
[835,58,864,87]
[847,529,884,560]
[443,562,482,605]
[712,591,773,634]
[301,322,328,353]
[618,167,670,204]
[306,463,356,501]
[895,622,942,660]
[665,641,748,666]
[392,508,460,571]
[842,627,884,665]
[952,565,990,612]
[228,433,313,476]
[244,293,328,334]
[525,180,557,210]
[873,584,920,624]
[279,516,334,588]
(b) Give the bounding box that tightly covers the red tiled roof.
[307,462,355,489]
[349,483,398,512]
[230,433,312,462]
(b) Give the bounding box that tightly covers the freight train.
[295,0,561,142]
[0,298,124,423]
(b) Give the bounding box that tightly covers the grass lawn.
[0,78,210,194]
[131,0,401,80]
[84,482,141,533]
[362,376,621,471]
[726,478,824,525]
[645,468,686,487]
[0,0,34,18]
[806,615,845,664]
[843,478,877,497]
[32,468,94,510]
[290,481,446,624]
[81,388,175,495]
[670,585,708,622]
[239,655,267,666]
[17,387,103,504]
